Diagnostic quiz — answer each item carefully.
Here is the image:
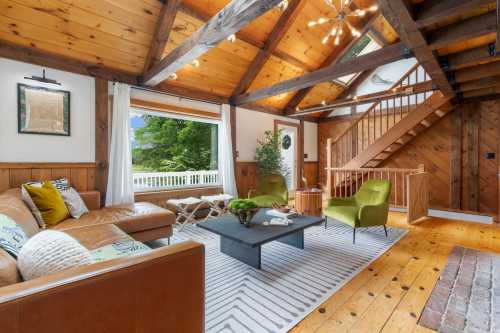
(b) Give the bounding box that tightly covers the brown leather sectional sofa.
[0,188,205,333]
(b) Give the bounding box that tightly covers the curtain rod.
[130,85,222,106]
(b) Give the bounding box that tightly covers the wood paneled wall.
[318,101,500,219]
[0,163,97,192]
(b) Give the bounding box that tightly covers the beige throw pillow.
[60,188,89,219]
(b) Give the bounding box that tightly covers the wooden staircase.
[327,64,454,169]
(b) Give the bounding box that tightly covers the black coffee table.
[197,209,324,269]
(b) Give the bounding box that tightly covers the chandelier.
[308,0,378,45]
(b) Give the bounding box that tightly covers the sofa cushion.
[0,189,40,237]
[91,239,150,263]
[63,224,131,251]
[0,249,20,287]
[53,202,175,234]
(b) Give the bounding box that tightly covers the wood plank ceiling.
[0,0,499,115]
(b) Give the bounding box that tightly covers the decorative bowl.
[228,199,259,228]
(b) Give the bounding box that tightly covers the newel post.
[326,138,332,199]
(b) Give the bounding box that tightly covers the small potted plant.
[228,199,259,227]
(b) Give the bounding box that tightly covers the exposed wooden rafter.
[415,0,494,29]
[177,3,312,72]
[443,44,499,71]
[143,0,284,86]
[0,41,137,85]
[284,14,381,114]
[231,0,306,97]
[143,0,182,73]
[427,11,496,50]
[231,42,412,106]
[376,0,455,97]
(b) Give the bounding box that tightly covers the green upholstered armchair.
[323,179,391,244]
[248,174,288,208]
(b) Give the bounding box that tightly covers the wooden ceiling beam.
[231,0,306,97]
[0,41,137,84]
[454,60,500,83]
[177,3,312,72]
[427,11,496,50]
[443,43,499,71]
[462,85,500,99]
[143,0,182,73]
[231,42,412,106]
[284,14,381,114]
[415,0,494,29]
[143,0,284,86]
[456,75,500,92]
[291,81,434,116]
[154,82,228,104]
[375,0,455,97]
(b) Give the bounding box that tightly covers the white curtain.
[219,105,238,197]
[105,83,134,206]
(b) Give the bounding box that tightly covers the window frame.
[130,107,222,192]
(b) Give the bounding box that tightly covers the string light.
[307,0,378,46]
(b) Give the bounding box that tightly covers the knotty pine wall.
[318,102,499,219]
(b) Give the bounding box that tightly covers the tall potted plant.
[255,130,288,177]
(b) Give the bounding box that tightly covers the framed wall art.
[18,83,70,136]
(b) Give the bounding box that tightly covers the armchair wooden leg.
[383,225,388,238]
[352,227,356,244]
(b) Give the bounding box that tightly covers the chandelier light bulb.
[344,0,350,6]
[322,36,330,44]
[318,17,328,24]
[334,36,340,45]
[331,27,337,36]
[339,27,344,35]
[321,100,327,106]
[357,10,366,17]
[369,5,378,11]
[308,20,317,27]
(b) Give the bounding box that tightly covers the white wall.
[235,107,318,162]
[0,58,95,162]
[304,121,318,162]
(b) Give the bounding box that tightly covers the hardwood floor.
[289,212,500,333]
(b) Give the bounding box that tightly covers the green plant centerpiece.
[228,199,259,227]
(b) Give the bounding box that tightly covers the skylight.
[336,33,382,85]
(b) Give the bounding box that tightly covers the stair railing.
[328,64,433,168]
[326,165,425,209]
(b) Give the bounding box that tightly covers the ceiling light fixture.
[192,59,200,67]
[168,73,178,80]
[277,0,289,12]
[307,0,378,46]
[227,34,236,43]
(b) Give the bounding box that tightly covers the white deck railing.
[133,170,220,191]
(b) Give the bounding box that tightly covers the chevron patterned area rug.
[150,220,407,333]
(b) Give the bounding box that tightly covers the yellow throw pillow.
[23,182,70,227]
